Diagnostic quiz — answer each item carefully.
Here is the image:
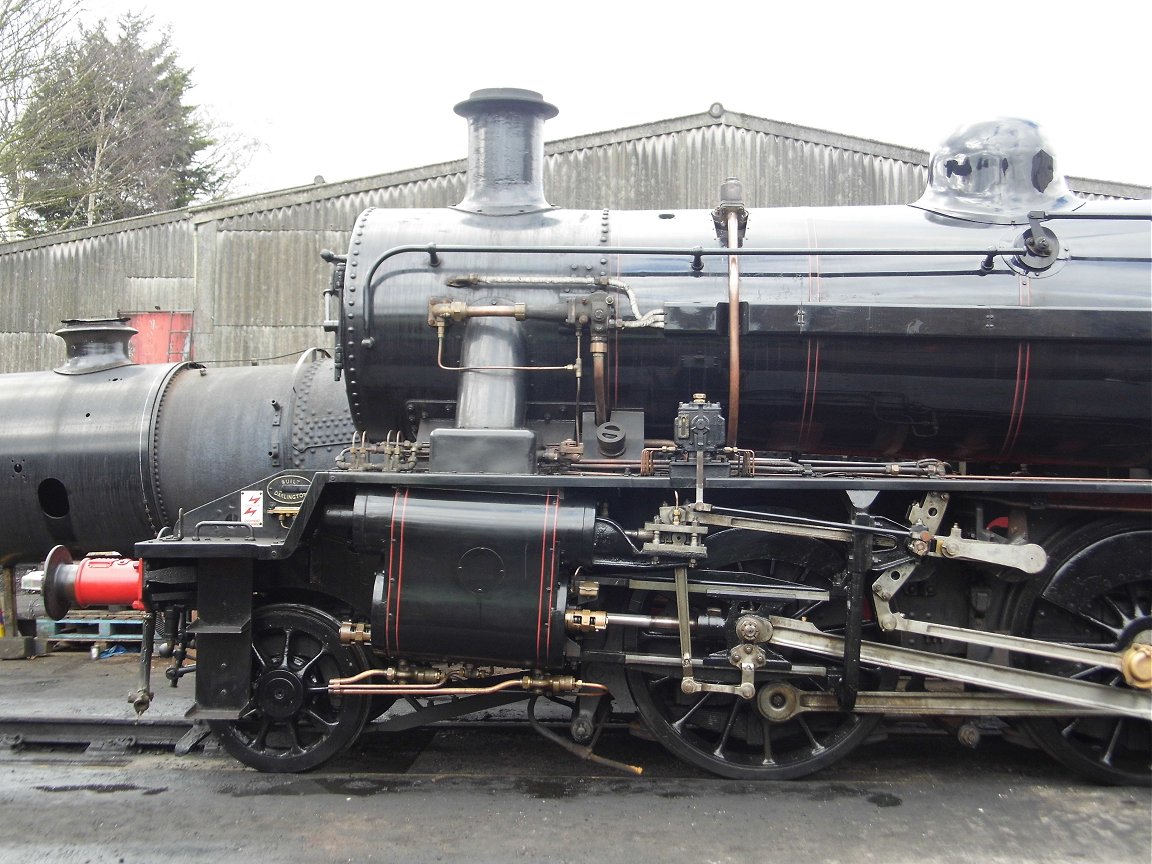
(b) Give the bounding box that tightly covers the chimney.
[54,318,137,375]
[453,88,558,215]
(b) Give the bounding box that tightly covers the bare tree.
[0,0,79,238]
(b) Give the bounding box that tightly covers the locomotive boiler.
[0,320,353,563]
[26,88,1152,785]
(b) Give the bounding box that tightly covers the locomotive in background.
[8,89,1151,784]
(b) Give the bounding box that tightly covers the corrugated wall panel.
[0,219,195,372]
[542,125,929,210]
[212,230,340,327]
[0,331,58,371]
[214,174,467,232]
[197,325,330,366]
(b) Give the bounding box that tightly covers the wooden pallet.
[36,611,147,645]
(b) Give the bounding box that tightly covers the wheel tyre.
[210,603,371,773]
[624,528,886,780]
[1011,520,1151,787]
[628,669,881,780]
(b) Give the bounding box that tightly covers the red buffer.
[39,545,144,620]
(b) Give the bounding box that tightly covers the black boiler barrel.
[0,352,354,564]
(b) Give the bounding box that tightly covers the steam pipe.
[592,338,609,427]
[365,243,1022,335]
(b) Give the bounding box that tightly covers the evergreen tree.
[3,14,228,235]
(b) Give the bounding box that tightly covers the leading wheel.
[210,604,371,772]
[1012,521,1151,786]
[625,530,885,779]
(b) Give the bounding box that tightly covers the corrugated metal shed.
[1,108,1147,373]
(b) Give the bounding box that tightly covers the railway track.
[0,716,194,753]
[0,711,628,758]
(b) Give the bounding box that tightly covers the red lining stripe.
[799,340,821,449]
[543,494,560,660]
[1000,343,1031,457]
[535,493,553,664]
[392,489,410,655]
[385,490,400,655]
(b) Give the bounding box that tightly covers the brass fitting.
[565,609,608,633]
[428,300,470,324]
[339,621,372,644]
[576,580,600,600]
[387,665,445,684]
[521,674,579,694]
[1121,643,1152,690]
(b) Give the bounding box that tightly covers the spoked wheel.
[210,604,371,772]
[1012,522,1151,786]
[625,530,886,780]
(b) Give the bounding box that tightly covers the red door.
[125,311,193,363]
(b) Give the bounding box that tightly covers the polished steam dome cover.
[914,118,1081,223]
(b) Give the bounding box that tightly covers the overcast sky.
[81,1,1151,197]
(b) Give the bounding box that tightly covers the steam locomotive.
[13,89,1152,784]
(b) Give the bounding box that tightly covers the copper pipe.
[591,338,609,426]
[574,460,642,468]
[726,209,741,447]
[329,670,609,698]
[332,667,446,689]
[436,322,575,373]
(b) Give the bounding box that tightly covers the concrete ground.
[0,648,1150,864]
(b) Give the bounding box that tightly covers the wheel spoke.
[1126,583,1148,619]
[286,720,304,755]
[305,708,339,731]
[1059,717,1082,739]
[297,646,328,678]
[760,718,776,766]
[252,717,272,753]
[669,691,711,733]
[1100,595,1132,628]
[1101,719,1125,767]
[796,715,826,754]
[279,627,293,669]
[711,699,742,759]
[794,600,823,620]
[1070,607,1123,640]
